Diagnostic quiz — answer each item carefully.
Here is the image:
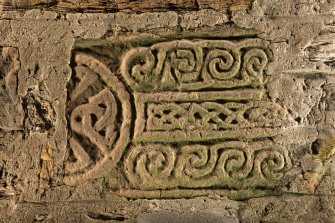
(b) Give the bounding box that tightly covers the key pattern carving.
[64,38,292,198]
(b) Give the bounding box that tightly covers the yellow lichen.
[315,134,335,161]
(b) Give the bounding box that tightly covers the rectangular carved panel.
[134,91,286,142]
[63,32,293,199]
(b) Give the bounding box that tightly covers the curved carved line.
[121,39,270,91]
[64,53,131,186]
[124,141,290,189]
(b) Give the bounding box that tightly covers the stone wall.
[1,0,335,222]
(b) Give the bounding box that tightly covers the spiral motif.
[177,145,218,179]
[168,47,202,83]
[253,148,288,181]
[216,146,253,179]
[203,49,240,80]
[121,40,271,91]
[121,47,156,87]
[125,144,176,189]
[124,142,290,190]
[176,143,253,180]
[241,48,268,84]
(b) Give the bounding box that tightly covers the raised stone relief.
[121,40,268,91]
[134,91,289,143]
[64,36,293,198]
[125,141,290,190]
[64,53,131,186]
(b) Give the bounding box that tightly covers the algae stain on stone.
[314,134,335,161]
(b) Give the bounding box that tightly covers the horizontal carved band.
[121,39,270,92]
[134,90,290,142]
[124,140,291,190]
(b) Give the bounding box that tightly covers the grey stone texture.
[0,0,335,222]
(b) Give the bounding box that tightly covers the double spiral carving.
[121,40,269,91]
[125,141,290,189]
[122,48,156,84]
[203,48,240,80]
[241,48,268,84]
[254,148,288,181]
[125,144,176,189]
[167,46,202,83]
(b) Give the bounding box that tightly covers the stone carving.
[133,91,290,142]
[64,53,131,186]
[146,101,286,131]
[121,39,269,91]
[65,38,291,198]
[124,140,291,190]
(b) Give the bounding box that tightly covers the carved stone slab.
[64,33,293,198]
